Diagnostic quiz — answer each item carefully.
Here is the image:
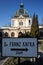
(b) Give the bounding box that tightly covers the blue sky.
[0,0,43,27]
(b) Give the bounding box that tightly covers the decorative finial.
[20,3,24,8]
[20,0,24,8]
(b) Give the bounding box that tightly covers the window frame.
[19,21,23,26]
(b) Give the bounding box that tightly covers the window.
[19,22,23,25]
[18,31,22,37]
[5,32,9,37]
[29,20,30,25]
[11,32,15,37]
[11,20,14,26]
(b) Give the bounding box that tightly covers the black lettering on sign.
[23,42,35,47]
[9,42,21,47]
[23,42,30,47]
[30,42,35,46]
[16,51,23,54]
[4,42,8,47]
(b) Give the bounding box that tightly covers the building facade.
[0,3,43,38]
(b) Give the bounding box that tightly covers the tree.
[25,32,31,38]
[30,14,39,38]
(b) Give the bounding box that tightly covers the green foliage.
[30,13,39,38]
[25,32,31,38]
[18,31,31,38]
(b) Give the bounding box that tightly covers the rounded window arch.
[19,22,23,25]
[5,32,9,37]
[18,31,22,37]
[29,20,31,25]
[11,32,15,37]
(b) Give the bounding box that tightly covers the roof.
[39,25,43,28]
[14,3,29,17]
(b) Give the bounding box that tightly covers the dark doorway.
[11,32,15,37]
[5,32,9,37]
[18,31,22,38]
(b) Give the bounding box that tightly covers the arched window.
[18,31,22,37]
[5,32,8,37]
[11,32,15,37]
[19,21,23,26]
[29,20,30,25]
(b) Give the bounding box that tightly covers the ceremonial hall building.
[0,3,43,38]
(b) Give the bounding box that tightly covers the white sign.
[2,38,37,57]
